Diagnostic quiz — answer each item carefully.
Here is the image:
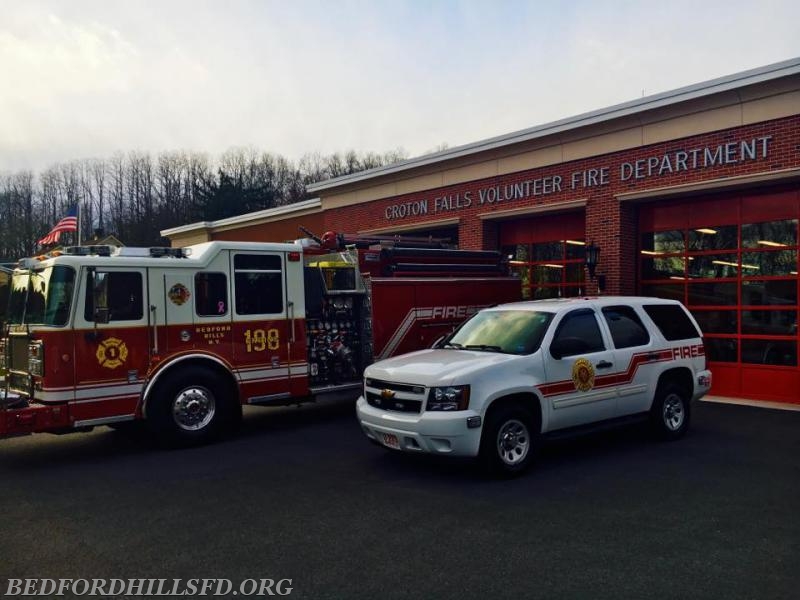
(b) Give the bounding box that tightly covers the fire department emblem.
[168,283,191,306]
[571,358,595,392]
[96,338,129,369]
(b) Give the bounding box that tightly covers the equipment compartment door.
[162,272,196,353]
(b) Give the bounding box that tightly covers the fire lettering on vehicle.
[430,306,479,319]
[96,338,129,369]
[672,345,704,360]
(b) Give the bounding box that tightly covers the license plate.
[381,432,400,449]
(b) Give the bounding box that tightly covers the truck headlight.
[427,385,470,411]
[28,340,44,376]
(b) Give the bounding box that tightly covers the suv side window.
[602,305,650,348]
[643,304,701,341]
[551,308,606,358]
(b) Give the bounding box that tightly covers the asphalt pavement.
[0,399,798,600]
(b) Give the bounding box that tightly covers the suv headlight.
[28,340,44,376]
[427,385,470,411]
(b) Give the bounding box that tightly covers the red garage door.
[639,187,800,404]
[499,212,587,300]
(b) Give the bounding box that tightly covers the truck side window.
[551,309,605,357]
[84,272,143,322]
[602,305,650,348]
[195,272,228,316]
[234,254,283,315]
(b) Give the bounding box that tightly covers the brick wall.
[323,116,800,295]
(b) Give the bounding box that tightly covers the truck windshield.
[446,310,554,355]
[7,265,75,326]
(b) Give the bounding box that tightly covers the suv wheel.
[479,404,538,477]
[650,382,691,440]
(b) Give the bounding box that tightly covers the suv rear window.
[643,304,701,341]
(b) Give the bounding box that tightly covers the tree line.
[0,147,408,262]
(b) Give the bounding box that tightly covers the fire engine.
[0,231,519,445]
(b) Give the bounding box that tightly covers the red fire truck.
[0,232,519,445]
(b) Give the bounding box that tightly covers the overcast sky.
[2,0,799,173]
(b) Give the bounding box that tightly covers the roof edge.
[160,198,321,237]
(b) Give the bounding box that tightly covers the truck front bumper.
[356,396,483,457]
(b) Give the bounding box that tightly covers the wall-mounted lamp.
[585,241,600,279]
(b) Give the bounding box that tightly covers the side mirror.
[94,307,110,324]
[89,268,110,324]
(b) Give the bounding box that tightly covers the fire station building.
[164,58,800,405]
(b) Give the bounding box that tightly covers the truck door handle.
[595,360,613,369]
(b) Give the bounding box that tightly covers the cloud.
[1,0,799,173]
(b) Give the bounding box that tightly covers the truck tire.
[479,404,538,478]
[650,382,691,440]
[147,367,231,446]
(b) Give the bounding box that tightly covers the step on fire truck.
[0,230,519,445]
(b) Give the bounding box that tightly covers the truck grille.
[364,379,426,414]
[9,336,30,372]
[7,335,32,395]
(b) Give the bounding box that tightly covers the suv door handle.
[595,360,613,369]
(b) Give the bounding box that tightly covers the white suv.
[356,297,712,476]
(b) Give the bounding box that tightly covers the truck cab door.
[230,252,295,404]
[542,308,618,431]
[72,267,151,421]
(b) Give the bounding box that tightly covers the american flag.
[37,205,79,246]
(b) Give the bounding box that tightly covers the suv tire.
[650,381,691,440]
[479,404,538,477]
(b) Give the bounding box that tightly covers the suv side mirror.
[550,336,589,359]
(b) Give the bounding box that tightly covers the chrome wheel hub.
[496,419,530,466]
[662,393,685,431]
[172,386,216,431]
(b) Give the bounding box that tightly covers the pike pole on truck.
[0,230,520,445]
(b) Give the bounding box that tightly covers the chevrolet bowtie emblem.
[380,389,396,400]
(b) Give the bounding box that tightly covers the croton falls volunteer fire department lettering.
[96,338,129,369]
[383,135,774,221]
[571,358,595,392]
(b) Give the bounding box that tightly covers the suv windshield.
[7,265,75,326]
[446,309,554,355]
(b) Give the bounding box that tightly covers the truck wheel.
[147,367,230,446]
[650,382,691,440]
[479,404,538,477]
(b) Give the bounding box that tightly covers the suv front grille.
[365,392,422,413]
[364,379,426,414]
